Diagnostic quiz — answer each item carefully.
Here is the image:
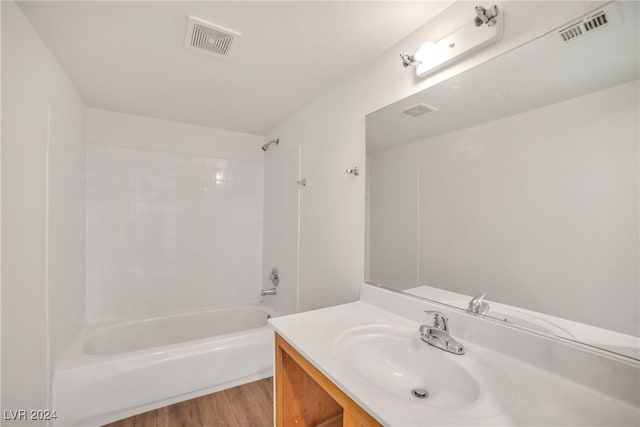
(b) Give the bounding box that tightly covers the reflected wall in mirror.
[365,2,639,359]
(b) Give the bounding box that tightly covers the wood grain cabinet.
[275,333,381,427]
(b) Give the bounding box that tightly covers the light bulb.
[413,41,436,64]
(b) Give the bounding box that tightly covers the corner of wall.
[2,1,88,417]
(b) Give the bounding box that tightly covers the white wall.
[48,106,87,365]
[368,80,639,336]
[1,0,4,413]
[264,1,607,312]
[85,109,264,322]
[87,109,264,162]
[261,148,300,314]
[367,168,418,290]
[2,1,86,419]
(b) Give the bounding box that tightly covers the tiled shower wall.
[86,144,263,322]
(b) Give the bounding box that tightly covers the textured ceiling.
[18,1,451,135]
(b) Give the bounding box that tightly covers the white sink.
[333,325,516,418]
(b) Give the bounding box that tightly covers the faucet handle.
[423,310,448,331]
[467,292,490,314]
[471,292,487,302]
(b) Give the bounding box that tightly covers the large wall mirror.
[365,2,639,360]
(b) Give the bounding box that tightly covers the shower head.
[261,138,279,151]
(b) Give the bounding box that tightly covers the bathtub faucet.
[260,288,277,297]
[261,267,279,297]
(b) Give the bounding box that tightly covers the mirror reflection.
[365,2,639,359]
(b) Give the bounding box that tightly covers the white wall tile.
[86,143,264,322]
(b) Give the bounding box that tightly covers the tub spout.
[260,288,277,297]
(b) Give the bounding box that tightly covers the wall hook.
[346,167,359,176]
[297,178,307,186]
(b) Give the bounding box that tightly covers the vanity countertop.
[269,298,639,426]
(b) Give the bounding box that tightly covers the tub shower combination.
[54,304,276,426]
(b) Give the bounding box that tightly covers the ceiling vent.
[557,4,621,44]
[399,103,438,119]
[184,16,240,58]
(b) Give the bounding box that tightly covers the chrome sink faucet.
[467,292,490,315]
[419,311,465,355]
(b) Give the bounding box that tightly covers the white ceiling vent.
[184,16,240,58]
[557,4,621,44]
[399,103,438,119]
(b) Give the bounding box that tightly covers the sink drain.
[411,388,429,399]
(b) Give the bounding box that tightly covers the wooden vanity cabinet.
[275,333,381,427]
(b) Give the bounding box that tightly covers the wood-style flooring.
[104,377,273,427]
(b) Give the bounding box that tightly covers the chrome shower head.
[261,138,279,151]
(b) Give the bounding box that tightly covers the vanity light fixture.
[474,5,499,27]
[400,4,503,77]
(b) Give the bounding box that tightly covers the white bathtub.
[54,304,276,426]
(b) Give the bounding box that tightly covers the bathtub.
[53,304,276,426]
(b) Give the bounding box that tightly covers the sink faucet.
[467,292,490,315]
[419,311,464,355]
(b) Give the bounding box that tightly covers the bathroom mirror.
[365,2,639,359]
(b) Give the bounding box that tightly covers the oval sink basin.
[333,325,515,418]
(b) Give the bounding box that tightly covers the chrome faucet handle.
[467,292,490,315]
[420,311,464,355]
[269,268,279,287]
[423,310,448,332]
[470,292,487,303]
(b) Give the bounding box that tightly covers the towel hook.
[346,167,359,176]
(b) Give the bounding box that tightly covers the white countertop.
[269,299,639,426]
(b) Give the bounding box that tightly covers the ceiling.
[366,1,640,152]
[18,1,451,136]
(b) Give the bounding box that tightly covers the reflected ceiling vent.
[399,103,438,119]
[558,4,621,44]
[184,16,241,58]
